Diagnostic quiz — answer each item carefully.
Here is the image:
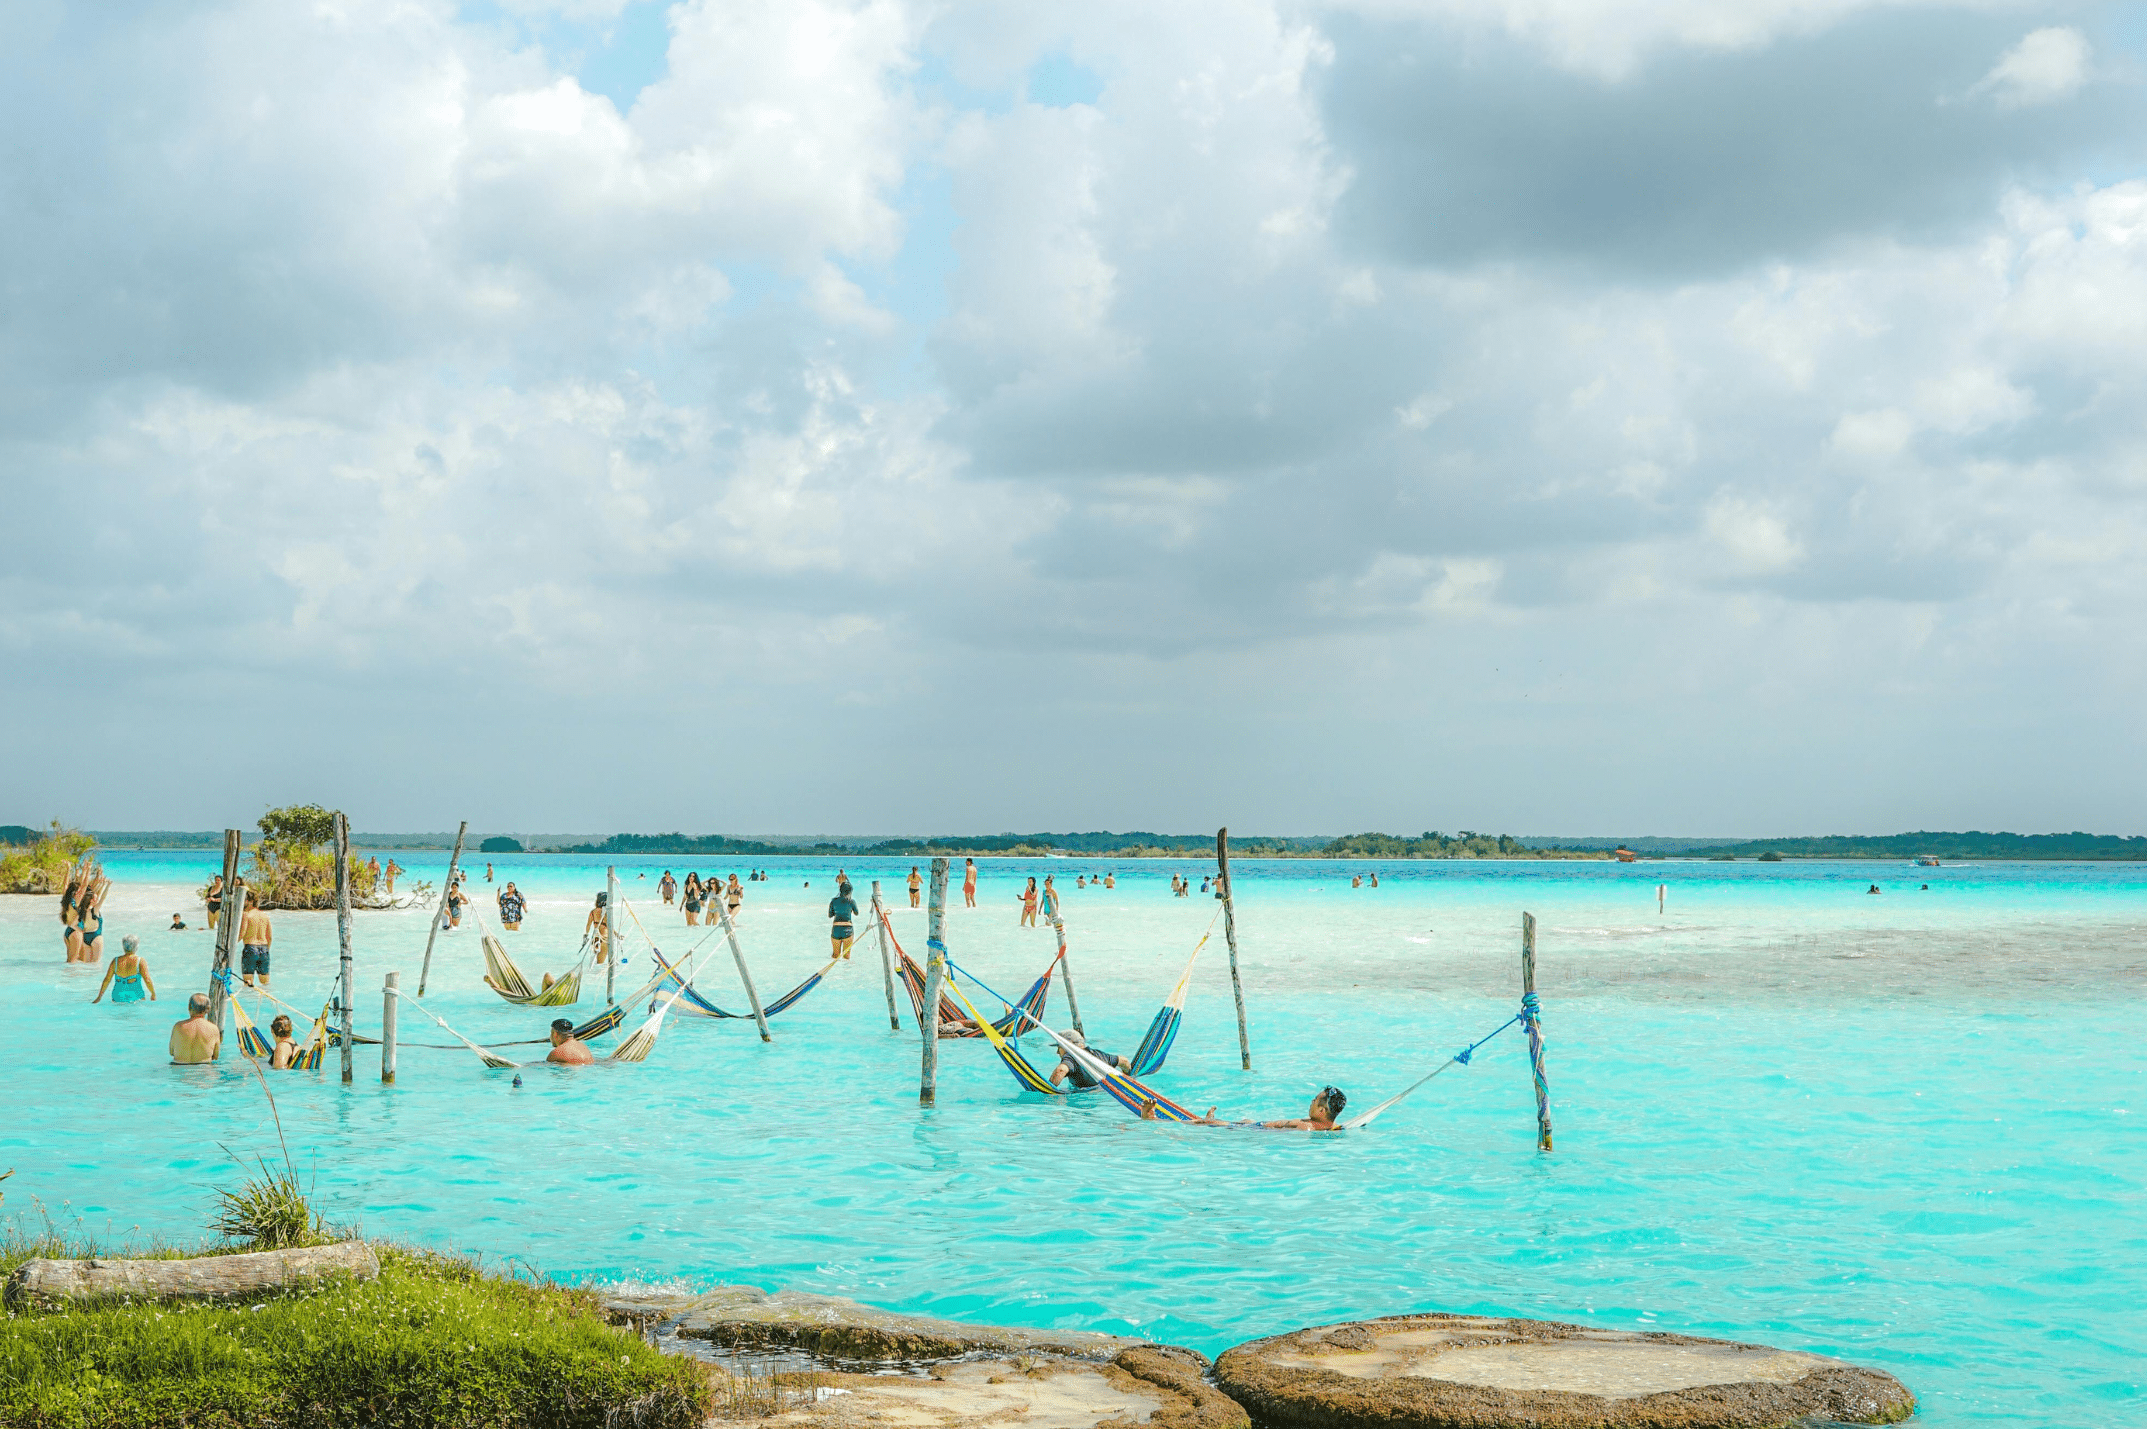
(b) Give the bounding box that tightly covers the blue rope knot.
[1454,1046,1473,1065]
[212,967,234,992]
[1518,992,1540,1028]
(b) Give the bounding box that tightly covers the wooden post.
[714,900,771,1041]
[415,820,467,996]
[206,829,243,1039]
[1521,911,1553,1152]
[334,812,355,1085]
[1048,910,1084,1039]
[381,972,399,1084]
[872,882,900,1030]
[1217,827,1251,1071]
[920,857,948,1105]
[605,865,619,1005]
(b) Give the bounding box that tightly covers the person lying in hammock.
[546,1018,594,1065]
[1049,1030,1132,1088]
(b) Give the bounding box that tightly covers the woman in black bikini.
[682,873,704,926]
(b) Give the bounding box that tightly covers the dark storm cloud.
[1319,7,2147,278]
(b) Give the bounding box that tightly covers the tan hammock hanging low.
[482,934,583,1006]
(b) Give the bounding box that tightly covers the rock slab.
[5,1240,381,1309]
[1215,1313,1914,1428]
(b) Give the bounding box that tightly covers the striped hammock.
[946,958,1199,1121]
[482,934,583,1006]
[1128,942,1204,1076]
[879,913,1052,1038]
[648,946,834,1021]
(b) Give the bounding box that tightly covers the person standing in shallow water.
[963,858,977,908]
[1019,878,1039,927]
[93,936,155,1003]
[584,893,612,963]
[169,993,221,1064]
[660,870,677,905]
[238,902,273,989]
[1042,875,1060,921]
[907,866,923,908]
[497,881,527,931]
[828,880,860,960]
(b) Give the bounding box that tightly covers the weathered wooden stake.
[1217,827,1251,1071]
[334,812,355,1085]
[206,829,244,1039]
[714,900,771,1041]
[872,882,900,1030]
[1522,911,1553,1153]
[605,865,619,1006]
[381,971,399,1084]
[415,820,467,996]
[920,856,948,1105]
[1048,910,1084,1039]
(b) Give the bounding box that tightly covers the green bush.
[0,824,96,896]
[0,1246,710,1429]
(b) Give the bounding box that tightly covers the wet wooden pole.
[1047,910,1084,1039]
[714,900,771,1041]
[920,857,948,1105]
[1522,911,1553,1152]
[872,882,900,1030]
[605,865,619,1005]
[416,820,466,996]
[1217,827,1251,1070]
[334,812,355,1085]
[206,828,243,1039]
[381,972,399,1084]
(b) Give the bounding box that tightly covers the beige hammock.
[482,933,584,1006]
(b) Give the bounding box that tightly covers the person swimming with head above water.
[93,936,156,1004]
[1175,1086,1348,1130]
[547,1017,595,1065]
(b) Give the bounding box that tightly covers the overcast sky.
[4,0,2144,837]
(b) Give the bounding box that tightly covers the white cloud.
[1704,495,1804,574]
[1975,26,2090,108]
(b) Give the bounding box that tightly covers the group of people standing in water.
[661,869,748,925]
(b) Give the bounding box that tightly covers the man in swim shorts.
[546,1017,594,1065]
[1048,1030,1132,1088]
[238,903,273,988]
[827,881,859,960]
[169,993,221,1064]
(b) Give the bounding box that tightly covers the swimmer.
[1104,872,1114,889]
[169,993,221,1064]
[486,862,494,883]
[169,913,186,931]
[828,881,860,960]
[203,873,225,932]
[1019,878,1039,927]
[963,858,977,908]
[1042,874,1060,920]
[682,873,704,926]
[660,870,677,905]
[908,866,923,909]
[546,1017,594,1065]
[93,936,155,1003]
[726,874,744,917]
[1868,884,1881,895]
[238,903,273,988]
[1191,1086,1348,1131]
[269,1014,298,1069]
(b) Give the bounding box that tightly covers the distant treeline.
[545,830,1600,859]
[1711,831,2147,860]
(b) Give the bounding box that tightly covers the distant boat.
[1916,856,1941,867]
[1614,846,1637,862]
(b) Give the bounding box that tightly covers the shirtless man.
[169,993,222,1063]
[546,1018,595,1065]
[238,903,273,989]
[963,858,977,908]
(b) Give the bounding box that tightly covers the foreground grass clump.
[0,1243,710,1429]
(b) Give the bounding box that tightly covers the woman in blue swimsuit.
[93,936,155,1003]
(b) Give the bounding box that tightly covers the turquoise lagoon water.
[5,853,2143,1425]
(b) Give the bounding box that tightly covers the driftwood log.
[5,1240,380,1309]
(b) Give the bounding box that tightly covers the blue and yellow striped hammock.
[229,994,330,1069]
[945,958,1201,1121]
[880,913,1053,1038]
[647,946,835,1021]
